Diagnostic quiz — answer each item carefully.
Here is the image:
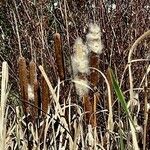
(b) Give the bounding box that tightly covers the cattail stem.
[13,11,22,57]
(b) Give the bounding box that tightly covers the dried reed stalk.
[0,62,8,150]
[144,64,150,149]
[54,33,65,81]
[18,56,28,113]
[41,75,50,116]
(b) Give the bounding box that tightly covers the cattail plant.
[72,37,92,125]
[18,56,29,114]
[86,23,103,127]
[86,23,103,86]
[72,37,89,76]
[53,33,66,104]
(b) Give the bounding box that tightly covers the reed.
[0,62,9,150]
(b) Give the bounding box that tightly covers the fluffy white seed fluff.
[86,23,103,54]
[73,76,89,97]
[28,84,34,100]
[88,23,101,34]
[72,37,89,75]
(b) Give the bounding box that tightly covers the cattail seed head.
[29,61,37,86]
[86,23,103,54]
[41,76,50,115]
[28,84,34,101]
[74,76,89,97]
[18,56,28,113]
[72,37,89,75]
[54,33,65,81]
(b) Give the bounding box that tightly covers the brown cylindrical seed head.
[33,79,39,118]
[41,75,50,116]
[54,33,65,81]
[83,95,93,125]
[89,52,100,87]
[29,61,37,86]
[18,56,28,113]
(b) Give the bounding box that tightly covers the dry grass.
[0,0,150,150]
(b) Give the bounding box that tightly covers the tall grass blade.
[108,67,139,150]
[0,61,9,150]
[119,129,125,150]
[108,68,130,119]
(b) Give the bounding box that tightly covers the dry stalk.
[53,33,65,81]
[0,62,9,150]
[12,11,22,57]
[127,30,150,150]
[144,64,150,149]
[18,56,28,113]
[128,30,150,108]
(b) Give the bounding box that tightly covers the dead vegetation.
[0,0,150,149]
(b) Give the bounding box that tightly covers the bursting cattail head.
[28,84,34,101]
[73,76,89,97]
[72,37,89,75]
[86,23,103,54]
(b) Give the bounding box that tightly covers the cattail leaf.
[108,68,129,114]
[108,68,134,127]
[119,129,125,150]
